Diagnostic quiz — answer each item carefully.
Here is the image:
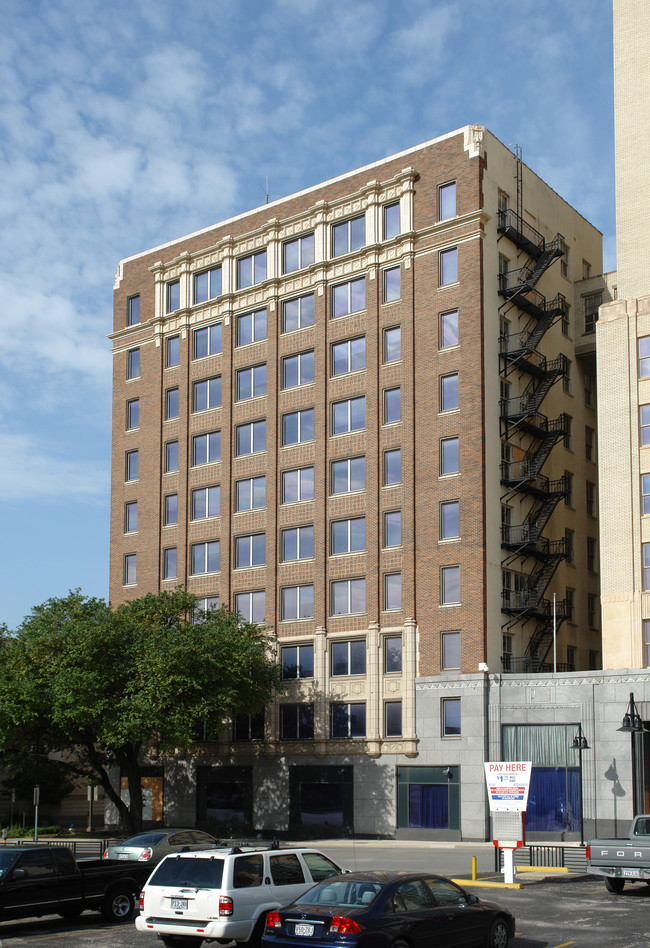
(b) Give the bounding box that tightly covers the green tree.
[0,590,281,833]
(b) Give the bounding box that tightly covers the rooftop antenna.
[265,176,270,204]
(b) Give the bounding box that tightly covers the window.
[560,241,569,279]
[332,277,366,318]
[331,456,365,494]
[583,292,602,334]
[193,430,221,465]
[238,250,267,288]
[192,486,220,520]
[642,406,650,446]
[384,510,401,548]
[564,471,573,506]
[385,701,402,737]
[440,374,458,412]
[282,467,314,503]
[126,398,139,430]
[194,266,222,303]
[194,322,222,358]
[283,351,314,388]
[384,326,401,362]
[166,335,180,367]
[332,396,365,434]
[235,591,265,624]
[193,376,221,411]
[384,387,401,424]
[237,364,266,400]
[566,587,575,622]
[332,336,365,377]
[127,295,140,326]
[236,475,266,511]
[163,547,177,580]
[440,501,459,539]
[440,310,459,348]
[127,348,140,378]
[384,572,402,610]
[332,215,365,256]
[439,182,456,220]
[283,233,315,273]
[166,280,180,313]
[587,536,597,573]
[165,440,178,473]
[586,481,596,517]
[585,426,595,461]
[384,448,401,485]
[236,420,266,456]
[124,501,137,533]
[281,584,314,620]
[125,449,139,481]
[282,644,314,679]
[384,266,400,302]
[441,565,460,604]
[237,308,267,345]
[233,711,264,741]
[640,338,650,378]
[645,620,650,667]
[440,437,459,475]
[442,697,460,736]
[191,540,220,575]
[165,388,179,420]
[331,517,365,555]
[582,260,592,280]
[193,596,220,624]
[281,704,314,740]
[561,303,571,338]
[442,632,460,670]
[643,475,650,515]
[331,640,366,676]
[644,544,650,591]
[383,202,400,240]
[283,293,314,332]
[385,636,402,673]
[283,408,314,445]
[584,373,594,407]
[331,703,366,738]
[124,553,137,585]
[282,525,314,562]
[236,533,265,569]
[331,579,366,616]
[565,528,574,564]
[588,594,597,628]
[162,493,177,526]
[440,248,458,286]
[563,359,572,394]
[564,415,572,450]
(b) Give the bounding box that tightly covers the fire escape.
[498,203,570,672]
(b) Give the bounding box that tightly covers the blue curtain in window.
[408,785,448,829]
[526,767,580,832]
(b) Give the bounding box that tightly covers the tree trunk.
[83,742,142,834]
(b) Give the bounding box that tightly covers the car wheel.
[390,939,410,948]
[487,917,510,948]
[159,937,204,948]
[101,886,135,922]
[604,876,625,893]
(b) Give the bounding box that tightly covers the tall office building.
[110,126,602,836]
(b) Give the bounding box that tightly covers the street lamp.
[571,724,590,845]
[617,692,647,815]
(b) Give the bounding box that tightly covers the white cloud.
[0,430,108,501]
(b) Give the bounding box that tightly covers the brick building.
[110,125,602,838]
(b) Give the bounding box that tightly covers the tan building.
[597,0,650,669]
[110,126,602,837]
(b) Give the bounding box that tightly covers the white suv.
[135,843,344,948]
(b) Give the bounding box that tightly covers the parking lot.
[1,878,650,948]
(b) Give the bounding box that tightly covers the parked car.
[0,845,150,922]
[587,814,650,891]
[262,870,515,948]
[135,842,344,947]
[103,828,219,866]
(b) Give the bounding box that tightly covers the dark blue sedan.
[262,870,514,948]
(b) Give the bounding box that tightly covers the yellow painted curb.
[451,877,524,889]
[516,866,570,873]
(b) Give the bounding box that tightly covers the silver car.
[103,828,219,866]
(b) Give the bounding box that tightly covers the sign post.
[484,761,532,884]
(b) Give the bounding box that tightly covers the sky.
[0,0,615,630]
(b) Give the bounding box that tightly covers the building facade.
[110,126,603,838]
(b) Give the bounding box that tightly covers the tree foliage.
[0,590,282,832]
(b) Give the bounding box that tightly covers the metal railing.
[495,844,587,871]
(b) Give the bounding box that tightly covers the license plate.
[117,854,129,860]
[294,923,314,936]
[170,898,188,910]
[623,869,640,877]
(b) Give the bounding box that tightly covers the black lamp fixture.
[617,693,646,734]
[571,724,590,845]
[617,692,647,816]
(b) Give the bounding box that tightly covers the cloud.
[0,429,108,501]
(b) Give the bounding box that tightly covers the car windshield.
[296,880,382,908]
[149,857,224,888]
[0,853,17,877]
[120,833,166,847]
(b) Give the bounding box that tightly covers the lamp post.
[443,768,453,830]
[617,692,647,815]
[571,724,590,845]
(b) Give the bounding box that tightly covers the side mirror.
[12,868,27,881]
[468,893,479,904]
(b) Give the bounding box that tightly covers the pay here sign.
[484,761,532,812]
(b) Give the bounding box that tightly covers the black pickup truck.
[0,845,151,922]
